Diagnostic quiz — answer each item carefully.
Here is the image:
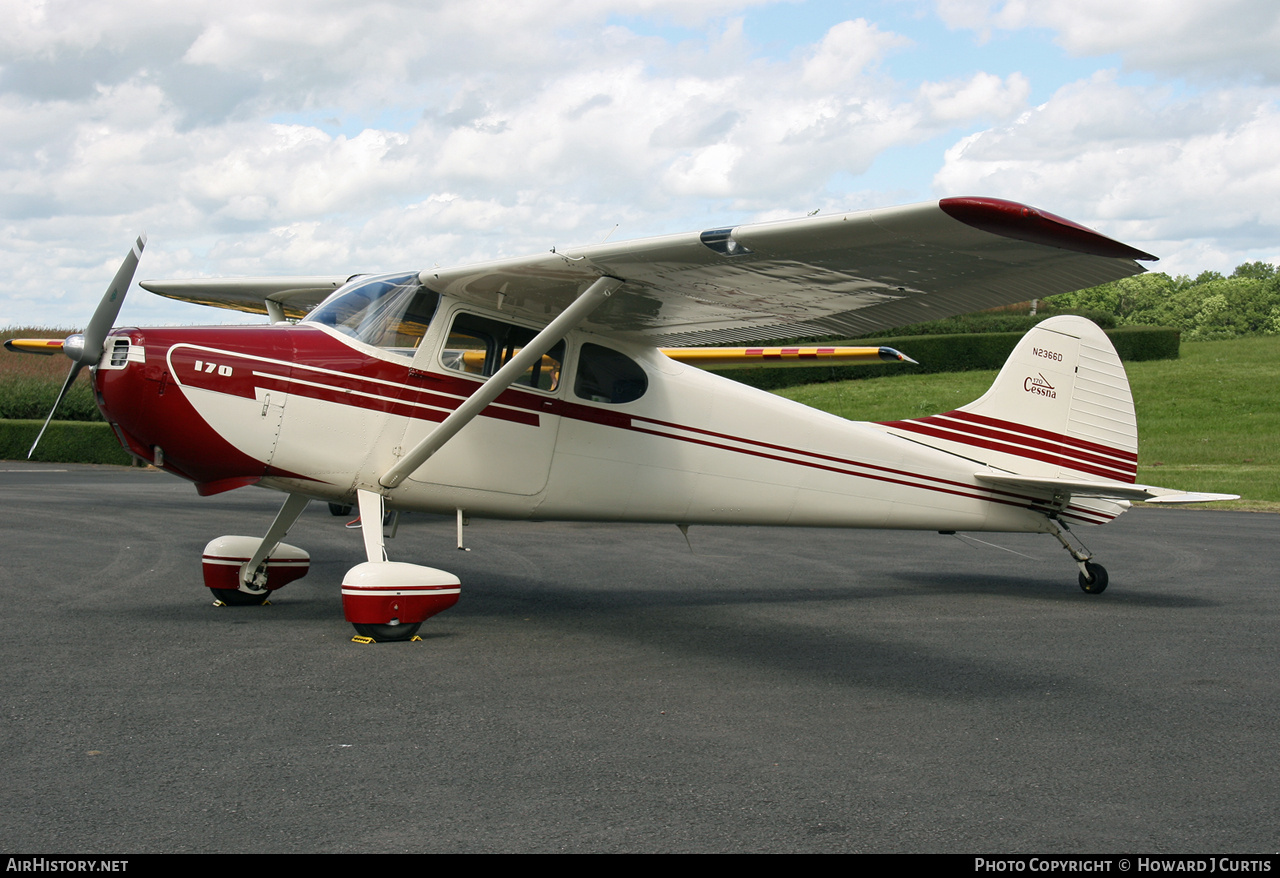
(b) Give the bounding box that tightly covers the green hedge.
[850,309,1120,338]
[710,326,1181,391]
[0,420,134,465]
[1108,325,1183,361]
[0,376,103,421]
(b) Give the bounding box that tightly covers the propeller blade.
[78,233,146,366]
[26,234,147,458]
[28,361,84,459]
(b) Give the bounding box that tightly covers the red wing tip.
[939,196,1158,262]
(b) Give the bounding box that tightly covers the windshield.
[303,272,440,356]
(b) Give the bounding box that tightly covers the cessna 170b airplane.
[8,196,1237,641]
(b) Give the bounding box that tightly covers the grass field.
[774,335,1280,508]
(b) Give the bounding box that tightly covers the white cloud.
[801,18,910,88]
[931,0,1280,83]
[3,2,1052,328]
[934,72,1280,271]
[4,1,1278,326]
[918,71,1030,122]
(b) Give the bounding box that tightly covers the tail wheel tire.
[1078,562,1109,594]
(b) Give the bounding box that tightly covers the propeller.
[23,234,146,458]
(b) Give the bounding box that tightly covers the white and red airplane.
[8,196,1236,641]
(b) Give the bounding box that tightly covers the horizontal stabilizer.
[664,345,917,368]
[140,275,353,318]
[976,472,1238,504]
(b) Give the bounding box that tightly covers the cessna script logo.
[1024,346,1062,398]
[1024,373,1057,398]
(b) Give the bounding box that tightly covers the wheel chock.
[350,633,424,644]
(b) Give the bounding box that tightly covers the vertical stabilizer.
[879,316,1138,483]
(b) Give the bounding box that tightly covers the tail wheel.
[1078,562,1109,594]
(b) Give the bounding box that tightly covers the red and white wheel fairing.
[201,536,311,592]
[341,561,461,626]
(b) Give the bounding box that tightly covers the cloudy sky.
[3,0,1279,327]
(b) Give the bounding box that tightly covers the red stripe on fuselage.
[879,410,1138,482]
[614,413,1117,518]
[883,420,1135,482]
[167,335,541,429]
[941,410,1137,465]
[919,414,1136,475]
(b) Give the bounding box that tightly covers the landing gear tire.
[329,503,354,517]
[211,588,271,606]
[352,622,422,642]
[1078,562,1109,594]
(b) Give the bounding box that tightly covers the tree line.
[1042,261,1280,341]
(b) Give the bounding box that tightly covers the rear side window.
[574,344,647,404]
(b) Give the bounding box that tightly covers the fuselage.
[94,297,1080,536]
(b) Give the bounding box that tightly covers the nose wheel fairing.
[202,536,311,604]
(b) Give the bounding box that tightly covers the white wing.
[139,198,1154,342]
[420,197,1155,344]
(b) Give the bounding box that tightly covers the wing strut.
[379,275,624,489]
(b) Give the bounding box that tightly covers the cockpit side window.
[574,344,647,404]
[441,312,564,392]
[303,272,440,357]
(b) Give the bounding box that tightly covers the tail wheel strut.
[1047,519,1109,594]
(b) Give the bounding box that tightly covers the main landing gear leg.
[203,493,312,605]
[1046,518,1108,594]
[340,489,460,643]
